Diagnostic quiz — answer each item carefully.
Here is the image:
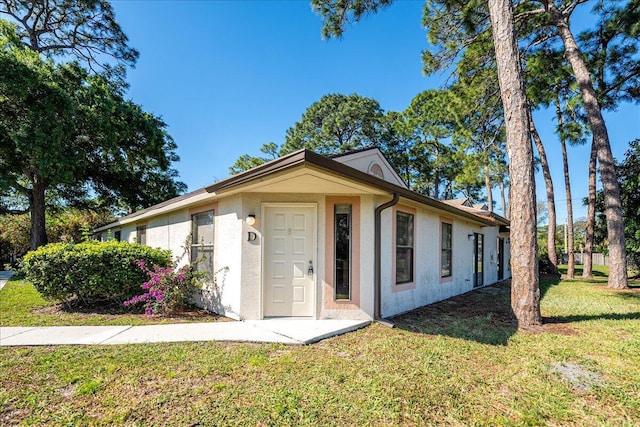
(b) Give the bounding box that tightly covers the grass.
[1,269,639,425]
[0,277,223,326]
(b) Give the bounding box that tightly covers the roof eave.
[207,149,497,227]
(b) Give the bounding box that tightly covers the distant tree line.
[231,91,509,212]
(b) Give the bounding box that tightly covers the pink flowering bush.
[124,260,201,314]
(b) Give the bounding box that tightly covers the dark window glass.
[441,222,452,277]
[136,226,147,246]
[335,204,352,300]
[114,230,121,242]
[191,210,214,275]
[396,211,414,284]
[474,233,484,287]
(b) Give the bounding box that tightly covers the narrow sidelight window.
[396,211,414,284]
[136,225,147,245]
[441,222,452,278]
[474,233,484,287]
[334,204,352,300]
[191,210,214,275]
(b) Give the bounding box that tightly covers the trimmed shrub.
[22,241,172,305]
[538,254,557,275]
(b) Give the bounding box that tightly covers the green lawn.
[0,278,223,326]
[1,270,639,426]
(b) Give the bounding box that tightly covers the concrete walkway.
[0,319,371,347]
[0,271,370,346]
[0,270,12,290]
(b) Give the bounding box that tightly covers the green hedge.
[22,241,172,305]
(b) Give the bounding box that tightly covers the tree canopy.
[0,18,185,249]
[229,90,496,205]
[0,0,138,76]
[280,93,386,155]
[595,139,640,271]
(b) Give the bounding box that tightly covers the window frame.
[392,205,417,292]
[334,204,352,301]
[324,196,361,309]
[136,225,147,246]
[474,232,484,287]
[440,219,453,281]
[190,209,215,275]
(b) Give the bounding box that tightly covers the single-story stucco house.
[95,147,510,321]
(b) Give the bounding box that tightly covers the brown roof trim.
[206,149,500,227]
[205,150,309,193]
[442,202,510,226]
[94,187,208,231]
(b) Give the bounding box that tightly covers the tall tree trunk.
[30,174,48,250]
[488,0,541,327]
[556,99,575,278]
[500,181,508,219]
[582,140,597,278]
[549,5,627,289]
[529,110,558,274]
[485,171,493,212]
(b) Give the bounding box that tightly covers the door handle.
[307,260,314,275]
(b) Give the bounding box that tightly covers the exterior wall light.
[468,233,475,240]
[246,214,256,226]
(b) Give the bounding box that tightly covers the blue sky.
[111,0,638,220]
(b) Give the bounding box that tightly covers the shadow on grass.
[391,277,639,346]
[540,276,562,301]
[6,272,25,281]
[389,282,518,346]
[543,311,640,324]
[608,290,640,303]
[557,265,608,277]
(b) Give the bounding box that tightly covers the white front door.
[263,204,316,317]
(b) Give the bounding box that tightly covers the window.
[334,204,352,300]
[441,222,452,278]
[369,162,384,179]
[191,210,214,275]
[114,230,121,242]
[474,233,484,287]
[136,226,147,245]
[396,211,414,284]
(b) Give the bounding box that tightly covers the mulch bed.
[31,301,228,323]
[391,282,518,330]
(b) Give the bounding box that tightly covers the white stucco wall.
[379,202,506,319]
[144,211,192,264]
[99,189,510,321]
[500,231,512,280]
[99,204,244,319]
[205,195,243,319]
[482,226,499,286]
